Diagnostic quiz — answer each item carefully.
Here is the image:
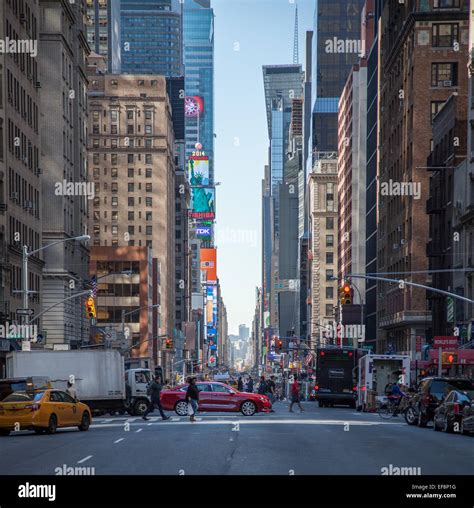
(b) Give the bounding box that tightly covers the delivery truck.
[5,350,152,416]
[357,353,411,412]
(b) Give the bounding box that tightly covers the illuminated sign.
[196,225,211,238]
[188,157,209,186]
[190,187,215,219]
[200,248,217,283]
[185,96,204,117]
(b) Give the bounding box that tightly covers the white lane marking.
[135,428,142,433]
[94,419,403,428]
[77,455,93,464]
[125,418,137,423]
[147,423,153,426]
[171,417,180,421]
[101,419,113,424]
[114,438,125,443]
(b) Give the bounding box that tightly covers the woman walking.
[186,377,199,422]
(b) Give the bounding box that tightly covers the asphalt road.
[1,401,473,475]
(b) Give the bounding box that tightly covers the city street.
[1,402,473,476]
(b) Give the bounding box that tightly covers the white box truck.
[5,350,152,416]
[357,353,411,411]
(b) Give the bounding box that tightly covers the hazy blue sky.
[213,0,314,334]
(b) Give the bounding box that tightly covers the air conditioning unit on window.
[443,80,452,87]
[10,192,19,201]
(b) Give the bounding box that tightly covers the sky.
[213,0,314,335]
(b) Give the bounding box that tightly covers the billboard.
[200,248,217,284]
[185,96,204,117]
[190,187,215,219]
[188,157,210,186]
[195,225,212,239]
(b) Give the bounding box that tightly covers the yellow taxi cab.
[0,389,92,436]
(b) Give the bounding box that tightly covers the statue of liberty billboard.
[188,158,210,186]
[191,187,215,219]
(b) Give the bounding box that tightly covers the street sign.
[16,308,34,316]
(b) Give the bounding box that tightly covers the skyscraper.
[183,0,214,181]
[120,0,183,77]
[308,0,365,167]
[86,0,121,73]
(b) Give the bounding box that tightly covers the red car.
[160,381,272,416]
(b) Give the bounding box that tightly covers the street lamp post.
[20,235,90,326]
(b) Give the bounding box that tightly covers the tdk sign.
[196,226,211,236]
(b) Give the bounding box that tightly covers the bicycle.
[377,397,402,419]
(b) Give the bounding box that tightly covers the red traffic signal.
[85,297,96,319]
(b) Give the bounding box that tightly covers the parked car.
[460,394,474,435]
[405,377,474,427]
[433,389,474,433]
[0,389,92,435]
[160,381,272,416]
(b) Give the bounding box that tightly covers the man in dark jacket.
[142,375,170,421]
[247,376,254,393]
[186,377,199,422]
[237,376,244,392]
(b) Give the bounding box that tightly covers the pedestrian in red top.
[290,378,304,413]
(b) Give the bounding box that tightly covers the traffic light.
[276,339,283,352]
[85,297,96,319]
[339,283,352,305]
[441,352,457,365]
[165,338,173,350]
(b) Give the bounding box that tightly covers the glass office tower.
[183,0,214,182]
[120,0,183,76]
[309,0,365,158]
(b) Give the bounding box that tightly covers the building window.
[128,183,134,192]
[93,167,100,179]
[112,196,118,207]
[326,269,334,281]
[128,168,134,178]
[128,211,134,220]
[326,287,334,299]
[145,125,152,135]
[146,212,152,221]
[112,225,118,236]
[326,217,334,230]
[111,168,118,178]
[432,24,459,47]
[145,154,152,164]
[145,139,152,148]
[111,111,118,122]
[93,124,99,134]
[433,0,460,8]
[128,154,134,163]
[127,110,133,120]
[112,211,118,221]
[128,225,134,235]
[111,125,118,135]
[431,101,446,123]
[145,110,152,120]
[146,183,152,192]
[146,226,152,235]
[128,197,134,206]
[111,182,118,193]
[111,139,118,148]
[127,125,134,135]
[146,168,152,178]
[325,304,334,317]
[93,153,100,164]
[146,197,152,207]
[431,62,458,87]
[326,235,334,247]
[92,111,100,121]
[111,154,118,165]
[326,252,334,264]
